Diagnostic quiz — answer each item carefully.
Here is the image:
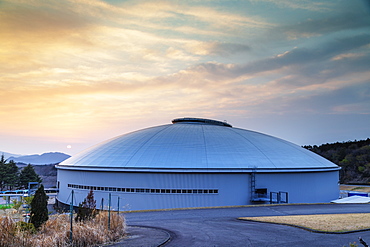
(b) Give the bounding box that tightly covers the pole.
[108,193,111,230]
[117,196,120,215]
[70,190,74,243]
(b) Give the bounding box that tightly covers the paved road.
[121,204,370,247]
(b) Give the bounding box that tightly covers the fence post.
[70,190,74,243]
[117,196,120,215]
[108,193,111,230]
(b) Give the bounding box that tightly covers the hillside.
[8,152,70,165]
[303,138,370,184]
[0,151,70,188]
[16,163,58,188]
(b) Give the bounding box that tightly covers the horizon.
[1,131,369,157]
[1,0,369,156]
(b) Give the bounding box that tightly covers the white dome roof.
[59,118,339,172]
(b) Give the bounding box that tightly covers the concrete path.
[112,204,370,246]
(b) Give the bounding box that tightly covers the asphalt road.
[121,204,370,247]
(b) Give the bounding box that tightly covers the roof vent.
[172,118,232,127]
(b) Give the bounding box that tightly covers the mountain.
[1,151,22,159]
[8,152,71,165]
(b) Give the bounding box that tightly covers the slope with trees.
[0,155,42,190]
[303,138,370,184]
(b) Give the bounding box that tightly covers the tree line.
[0,155,42,191]
[303,138,370,184]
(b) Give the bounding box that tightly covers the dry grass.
[0,212,126,247]
[340,185,370,192]
[240,213,370,232]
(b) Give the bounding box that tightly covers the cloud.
[252,0,333,11]
[0,0,260,78]
[288,80,370,115]
[234,34,370,77]
[278,12,370,39]
[0,0,369,151]
[188,42,251,56]
[0,0,93,32]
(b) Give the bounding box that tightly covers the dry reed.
[0,212,126,247]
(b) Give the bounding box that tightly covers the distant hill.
[303,138,370,184]
[8,152,71,165]
[1,151,22,159]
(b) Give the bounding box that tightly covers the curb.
[106,225,172,247]
[129,225,172,246]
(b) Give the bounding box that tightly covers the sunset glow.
[1,0,369,155]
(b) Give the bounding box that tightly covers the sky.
[0,0,369,156]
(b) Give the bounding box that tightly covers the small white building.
[56,118,340,211]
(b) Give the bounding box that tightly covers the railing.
[270,191,288,204]
[0,188,59,196]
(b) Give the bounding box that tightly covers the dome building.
[56,118,340,211]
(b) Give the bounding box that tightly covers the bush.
[30,185,48,229]
[12,198,23,211]
[75,189,97,222]
[15,221,36,234]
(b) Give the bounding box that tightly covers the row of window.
[67,184,218,194]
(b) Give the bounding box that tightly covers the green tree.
[0,155,19,190]
[75,189,97,222]
[0,155,7,190]
[30,184,49,229]
[19,164,42,189]
[4,160,19,190]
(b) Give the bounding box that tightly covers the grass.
[0,204,14,210]
[0,212,126,247]
[239,213,370,232]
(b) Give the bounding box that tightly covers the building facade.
[56,118,340,211]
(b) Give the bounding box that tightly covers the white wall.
[57,169,339,211]
[255,171,339,203]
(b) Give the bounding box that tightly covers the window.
[67,184,218,195]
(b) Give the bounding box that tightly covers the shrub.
[15,221,36,234]
[75,189,97,222]
[12,197,23,211]
[30,184,48,229]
